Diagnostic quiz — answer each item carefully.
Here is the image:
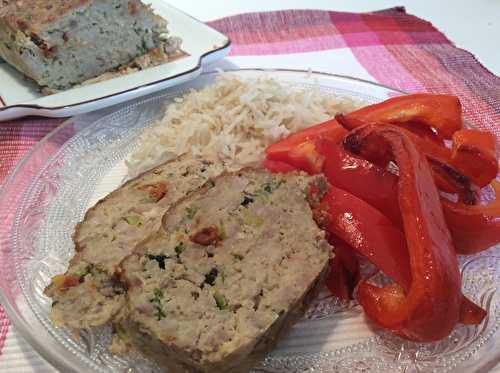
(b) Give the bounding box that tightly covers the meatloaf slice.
[0,0,178,90]
[44,155,225,329]
[119,169,331,372]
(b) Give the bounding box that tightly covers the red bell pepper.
[338,114,477,202]
[428,159,476,205]
[346,93,462,139]
[451,129,499,187]
[265,118,347,162]
[265,94,462,176]
[325,237,361,301]
[344,124,462,342]
[442,180,500,254]
[339,113,498,190]
[337,114,453,162]
[266,93,463,174]
[325,255,352,301]
[459,296,488,325]
[316,139,402,227]
[399,122,444,145]
[266,93,461,166]
[317,138,498,255]
[315,186,411,288]
[315,173,485,327]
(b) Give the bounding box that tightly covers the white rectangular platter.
[0,1,231,121]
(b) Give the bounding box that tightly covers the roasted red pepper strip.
[265,118,347,162]
[326,255,352,301]
[442,180,500,254]
[451,129,499,187]
[283,140,325,174]
[340,113,498,190]
[325,236,361,300]
[338,114,453,162]
[316,139,403,228]
[326,233,361,300]
[459,296,488,325]
[316,186,412,288]
[344,124,462,341]
[399,121,444,145]
[338,114,475,203]
[346,93,462,139]
[315,177,484,326]
[317,139,499,255]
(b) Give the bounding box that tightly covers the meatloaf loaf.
[118,169,332,372]
[0,0,179,90]
[44,155,225,329]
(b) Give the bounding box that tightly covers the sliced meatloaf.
[119,169,332,372]
[0,0,179,90]
[44,155,225,329]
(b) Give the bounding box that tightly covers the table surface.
[165,0,500,77]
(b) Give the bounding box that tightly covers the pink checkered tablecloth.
[0,7,499,372]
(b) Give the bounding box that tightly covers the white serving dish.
[0,1,231,121]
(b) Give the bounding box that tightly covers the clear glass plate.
[0,69,498,373]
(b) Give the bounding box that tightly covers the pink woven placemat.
[0,7,499,356]
[208,7,500,134]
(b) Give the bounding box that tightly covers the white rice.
[126,74,362,177]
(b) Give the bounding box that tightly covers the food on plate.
[117,169,331,372]
[337,114,496,200]
[0,0,181,91]
[45,75,356,370]
[344,125,462,342]
[441,181,500,255]
[451,129,499,187]
[46,161,331,371]
[313,140,487,324]
[44,74,498,369]
[45,155,225,329]
[126,74,360,176]
[343,93,463,139]
[313,184,411,287]
[325,113,478,202]
[316,139,500,255]
[264,92,498,342]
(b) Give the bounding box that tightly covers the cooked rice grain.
[126,74,361,177]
